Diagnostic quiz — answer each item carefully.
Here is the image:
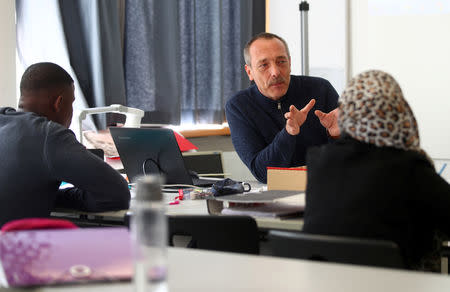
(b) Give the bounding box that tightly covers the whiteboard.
[351,0,450,159]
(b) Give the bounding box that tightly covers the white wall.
[351,0,450,159]
[0,1,17,107]
[269,0,450,161]
[268,0,347,93]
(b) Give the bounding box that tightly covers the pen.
[169,200,180,205]
[176,189,184,201]
[438,163,447,176]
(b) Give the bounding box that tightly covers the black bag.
[211,178,251,197]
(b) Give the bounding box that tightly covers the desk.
[51,193,303,231]
[2,247,450,291]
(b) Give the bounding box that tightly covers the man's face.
[245,38,291,100]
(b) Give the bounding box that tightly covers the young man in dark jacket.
[0,62,130,226]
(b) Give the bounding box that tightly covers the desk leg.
[442,256,448,274]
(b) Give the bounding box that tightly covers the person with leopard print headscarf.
[303,70,450,271]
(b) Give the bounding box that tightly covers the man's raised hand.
[284,99,316,135]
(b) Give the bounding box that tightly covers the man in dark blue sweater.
[0,62,130,226]
[226,33,340,183]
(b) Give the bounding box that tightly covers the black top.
[225,75,338,183]
[0,107,130,226]
[303,135,450,267]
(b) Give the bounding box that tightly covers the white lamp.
[75,104,145,144]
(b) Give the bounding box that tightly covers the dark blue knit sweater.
[225,75,339,183]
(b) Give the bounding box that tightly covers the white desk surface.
[52,189,304,231]
[2,247,450,292]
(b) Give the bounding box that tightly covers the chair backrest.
[168,215,259,254]
[268,230,404,269]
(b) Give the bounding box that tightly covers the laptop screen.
[109,127,193,185]
[182,152,224,178]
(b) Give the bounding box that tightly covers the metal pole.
[299,1,309,76]
[345,0,352,82]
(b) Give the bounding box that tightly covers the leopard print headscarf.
[338,70,421,152]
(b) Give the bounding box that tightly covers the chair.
[268,230,405,269]
[168,215,259,254]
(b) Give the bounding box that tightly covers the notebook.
[0,227,132,287]
[109,127,222,187]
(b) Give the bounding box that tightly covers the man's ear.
[52,95,63,113]
[245,64,254,81]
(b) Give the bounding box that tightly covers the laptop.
[109,127,222,187]
[182,151,224,178]
[0,228,132,287]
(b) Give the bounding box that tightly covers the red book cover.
[266,167,307,171]
[173,131,198,152]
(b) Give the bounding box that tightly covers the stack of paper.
[217,190,305,218]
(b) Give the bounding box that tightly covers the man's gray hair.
[243,32,291,66]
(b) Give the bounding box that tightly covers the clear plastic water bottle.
[131,175,168,292]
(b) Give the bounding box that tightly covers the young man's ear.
[245,64,254,81]
[52,95,63,113]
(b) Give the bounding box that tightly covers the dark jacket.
[0,107,130,226]
[226,75,338,183]
[303,135,450,267]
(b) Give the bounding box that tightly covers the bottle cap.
[135,175,164,201]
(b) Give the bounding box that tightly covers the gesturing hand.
[314,107,340,138]
[284,99,316,135]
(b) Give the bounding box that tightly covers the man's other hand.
[314,107,340,138]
